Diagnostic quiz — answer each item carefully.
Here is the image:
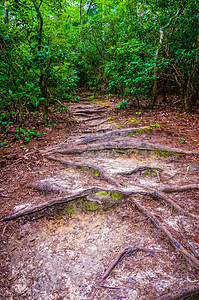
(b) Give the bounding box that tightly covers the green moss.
[128,132,135,136]
[153,150,183,157]
[97,191,108,196]
[66,204,75,215]
[135,129,144,134]
[90,96,106,105]
[127,117,140,124]
[145,170,151,175]
[84,203,99,211]
[116,148,126,154]
[144,169,160,176]
[110,192,123,199]
[91,169,100,176]
[115,124,124,128]
[150,123,160,128]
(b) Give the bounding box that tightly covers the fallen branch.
[129,196,199,270]
[155,281,199,300]
[96,245,162,285]
[46,155,121,187]
[118,166,163,176]
[160,184,199,193]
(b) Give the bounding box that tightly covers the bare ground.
[0,93,199,300]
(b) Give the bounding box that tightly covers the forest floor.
[0,92,199,300]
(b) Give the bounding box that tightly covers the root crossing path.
[1,96,199,299]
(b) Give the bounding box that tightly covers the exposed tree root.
[118,166,163,176]
[79,127,111,133]
[40,127,152,154]
[1,186,147,221]
[178,219,198,258]
[88,118,111,127]
[96,246,164,285]
[132,183,199,220]
[160,184,199,193]
[129,196,199,270]
[46,155,121,187]
[77,127,151,145]
[27,182,68,194]
[49,140,197,155]
[155,281,199,300]
[79,115,107,122]
[73,108,107,114]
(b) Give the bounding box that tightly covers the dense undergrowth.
[0,0,198,139]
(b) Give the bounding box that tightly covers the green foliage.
[117,99,128,110]
[15,127,41,142]
[0,0,198,127]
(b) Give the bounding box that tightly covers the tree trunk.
[183,24,199,111]
[79,0,82,25]
[4,0,9,24]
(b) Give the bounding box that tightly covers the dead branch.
[129,196,199,270]
[46,155,121,187]
[155,281,199,300]
[160,184,199,193]
[96,246,163,285]
[118,166,163,176]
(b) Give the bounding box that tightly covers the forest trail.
[1,95,199,299]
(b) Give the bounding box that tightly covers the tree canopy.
[0,0,198,132]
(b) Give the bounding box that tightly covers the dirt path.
[1,95,199,299]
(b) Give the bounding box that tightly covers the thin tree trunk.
[149,10,180,108]
[79,0,82,25]
[4,0,9,24]
[183,21,199,111]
